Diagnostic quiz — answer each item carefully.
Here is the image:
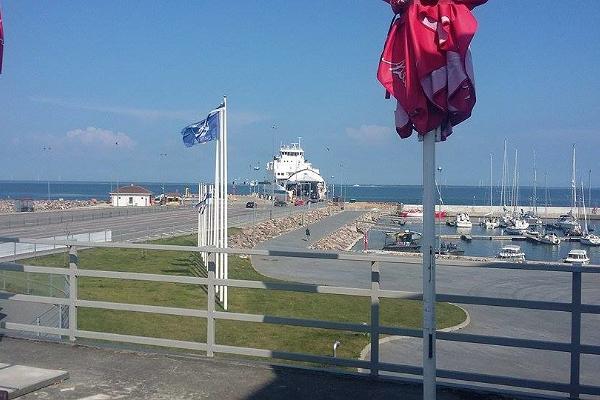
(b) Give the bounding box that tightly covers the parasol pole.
[421,127,439,400]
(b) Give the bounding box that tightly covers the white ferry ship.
[266,139,327,201]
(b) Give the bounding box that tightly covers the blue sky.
[0,1,598,186]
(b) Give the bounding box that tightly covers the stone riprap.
[0,199,104,214]
[310,203,397,251]
[229,206,341,249]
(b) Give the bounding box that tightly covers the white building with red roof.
[110,184,153,207]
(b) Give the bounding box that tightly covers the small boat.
[454,213,472,229]
[437,242,464,255]
[581,234,600,246]
[482,216,500,229]
[504,218,529,235]
[398,209,423,218]
[564,224,583,237]
[523,211,543,226]
[538,232,561,245]
[382,230,422,252]
[398,209,446,219]
[563,249,590,264]
[497,245,526,261]
[555,212,579,232]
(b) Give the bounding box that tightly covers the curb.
[358,304,471,367]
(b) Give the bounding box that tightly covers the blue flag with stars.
[181,104,224,147]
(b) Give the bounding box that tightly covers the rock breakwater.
[310,203,397,251]
[229,207,341,249]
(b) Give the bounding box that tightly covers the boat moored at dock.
[497,245,526,262]
[563,249,590,264]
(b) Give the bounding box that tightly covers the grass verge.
[5,233,466,361]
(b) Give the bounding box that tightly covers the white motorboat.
[538,232,561,245]
[483,217,500,229]
[556,212,579,232]
[504,218,529,235]
[580,234,600,246]
[523,211,543,226]
[563,249,590,264]
[454,213,472,229]
[497,245,526,261]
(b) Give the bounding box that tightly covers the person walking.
[305,227,311,242]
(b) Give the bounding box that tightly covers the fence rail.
[1,237,599,399]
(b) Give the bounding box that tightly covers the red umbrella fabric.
[378,0,486,140]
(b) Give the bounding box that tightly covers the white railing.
[0,237,599,399]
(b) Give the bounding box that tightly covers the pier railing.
[1,237,599,399]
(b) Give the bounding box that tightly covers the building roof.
[111,185,152,195]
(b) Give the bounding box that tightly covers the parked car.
[245,201,257,208]
[274,200,287,207]
[294,199,305,206]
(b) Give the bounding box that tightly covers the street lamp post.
[160,153,168,202]
[42,146,52,201]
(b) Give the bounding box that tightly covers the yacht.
[482,215,500,229]
[563,249,590,264]
[497,245,526,261]
[538,232,561,245]
[504,218,529,235]
[382,230,422,252]
[556,212,580,232]
[453,213,472,229]
[580,234,600,246]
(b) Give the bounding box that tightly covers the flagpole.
[218,100,225,304]
[198,183,204,261]
[422,128,438,400]
[214,125,221,299]
[223,96,229,310]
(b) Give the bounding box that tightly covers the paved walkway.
[0,337,482,400]
[250,213,600,397]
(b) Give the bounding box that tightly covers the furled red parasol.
[378,0,486,140]
[376,2,485,399]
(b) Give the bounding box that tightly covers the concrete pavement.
[250,212,600,396]
[0,337,488,400]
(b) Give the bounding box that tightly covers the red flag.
[378,0,486,140]
[0,10,4,74]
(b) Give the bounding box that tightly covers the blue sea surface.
[0,181,598,207]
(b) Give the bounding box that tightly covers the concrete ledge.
[0,364,68,399]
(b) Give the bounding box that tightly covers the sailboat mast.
[581,181,588,235]
[512,149,518,213]
[501,139,507,209]
[544,171,549,219]
[571,144,577,217]
[533,150,537,214]
[490,153,493,214]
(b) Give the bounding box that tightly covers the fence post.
[68,246,78,342]
[207,252,216,357]
[570,264,582,399]
[370,261,380,378]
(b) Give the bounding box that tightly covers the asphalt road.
[0,202,323,243]
[251,211,600,397]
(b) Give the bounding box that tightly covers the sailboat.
[580,181,600,246]
[483,153,500,229]
[556,145,582,235]
[505,149,529,235]
[523,150,543,226]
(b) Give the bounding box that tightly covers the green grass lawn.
[5,233,466,361]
